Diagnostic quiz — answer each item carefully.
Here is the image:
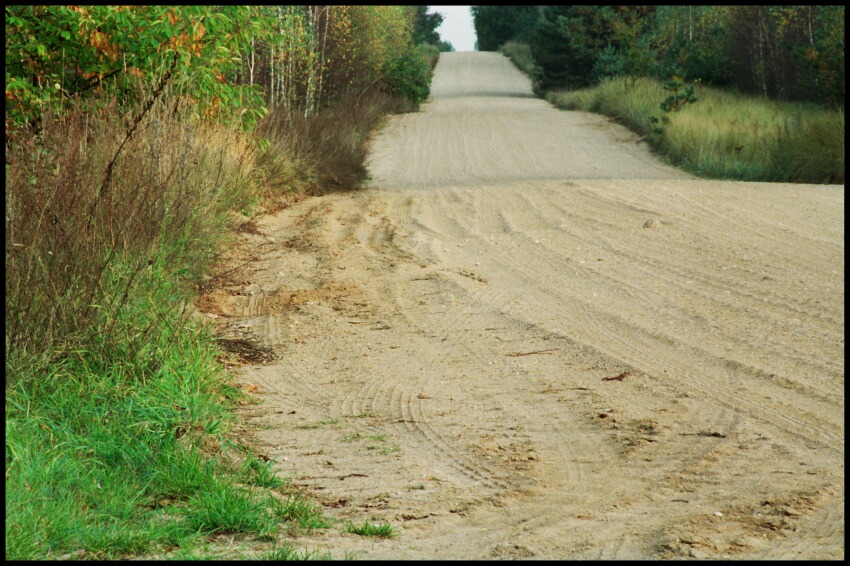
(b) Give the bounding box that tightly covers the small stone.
[644,219,661,228]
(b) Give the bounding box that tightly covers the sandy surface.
[198,52,844,559]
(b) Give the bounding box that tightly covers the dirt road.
[200,52,844,559]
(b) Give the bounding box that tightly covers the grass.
[183,482,278,539]
[5,78,412,559]
[255,90,415,197]
[545,75,844,184]
[294,418,339,430]
[269,495,334,531]
[240,455,286,489]
[265,544,335,560]
[500,40,541,87]
[343,521,397,538]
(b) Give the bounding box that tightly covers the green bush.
[380,45,433,106]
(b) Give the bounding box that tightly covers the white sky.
[429,6,476,52]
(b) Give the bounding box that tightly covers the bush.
[380,45,433,106]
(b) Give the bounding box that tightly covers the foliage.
[5,5,437,131]
[412,5,444,46]
[5,95,258,370]
[471,6,539,51]
[650,6,844,105]
[529,6,656,91]
[649,74,699,136]
[380,45,433,105]
[5,5,432,560]
[499,40,539,79]
[547,76,843,184]
[481,5,843,106]
[437,40,456,53]
[659,76,699,113]
[592,44,626,82]
[4,5,267,130]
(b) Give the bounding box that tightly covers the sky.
[429,6,476,52]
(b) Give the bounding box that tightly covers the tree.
[412,6,444,46]
[471,6,539,51]
[529,6,609,90]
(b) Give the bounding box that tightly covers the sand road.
[200,52,844,559]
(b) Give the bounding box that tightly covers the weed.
[183,482,277,539]
[5,36,420,560]
[255,91,409,196]
[343,521,397,538]
[240,455,286,489]
[269,495,333,530]
[500,40,541,86]
[265,544,334,560]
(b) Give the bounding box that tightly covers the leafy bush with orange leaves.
[5,6,267,130]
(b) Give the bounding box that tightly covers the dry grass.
[5,94,259,379]
[255,91,412,196]
[546,77,844,183]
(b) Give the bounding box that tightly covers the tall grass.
[5,77,411,557]
[255,91,413,196]
[500,40,540,86]
[5,94,260,380]
[546,76,844,184]
[6,65,417,555]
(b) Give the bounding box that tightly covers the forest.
[472,5,844,106]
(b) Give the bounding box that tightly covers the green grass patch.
[183,482,277,539]
[265,544,335,560]
[240,455,287,489]
[546,76,844,184]
[343,521,397,538]
[269,494,333,531]
[5,296,248,559]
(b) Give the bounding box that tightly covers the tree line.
[5,5,447,131]
[472,5,844,106]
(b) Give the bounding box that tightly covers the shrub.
[380,45,433,106]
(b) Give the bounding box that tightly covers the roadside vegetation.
[486,6,844,184]
[6,5,442,560]
[546,77,844,183]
